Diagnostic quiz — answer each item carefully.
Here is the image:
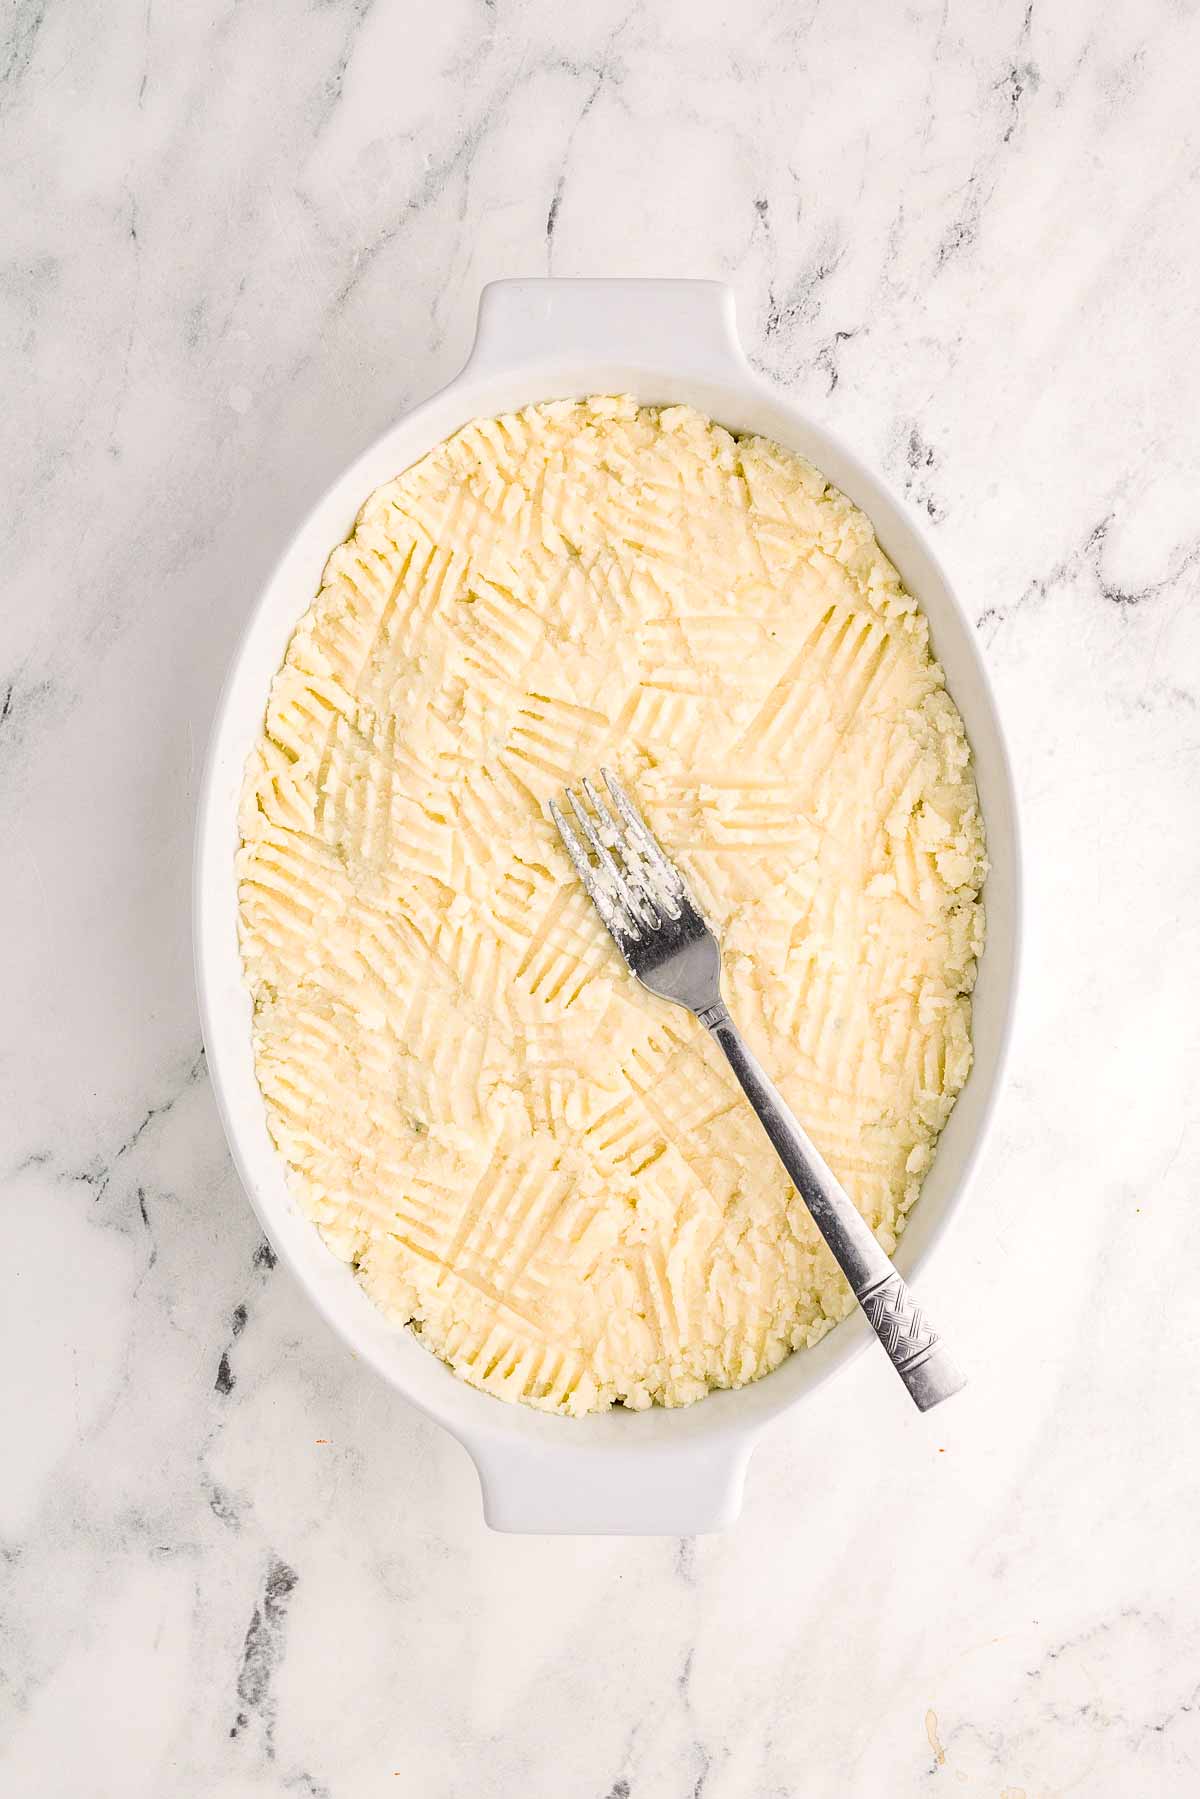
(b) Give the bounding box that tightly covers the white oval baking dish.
[195,279,1021,1535]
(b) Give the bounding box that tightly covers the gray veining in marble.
[3,0,1200,1793]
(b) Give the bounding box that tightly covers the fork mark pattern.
[238,397,986,1413]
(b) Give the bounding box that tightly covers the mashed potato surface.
[238,397,985,1413]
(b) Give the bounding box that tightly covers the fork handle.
[698,1003,965,1412]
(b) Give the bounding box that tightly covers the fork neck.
[696,1001,732,1030]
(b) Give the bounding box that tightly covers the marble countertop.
[4,0,1200,1793]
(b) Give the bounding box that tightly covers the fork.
[548,767,966,1413]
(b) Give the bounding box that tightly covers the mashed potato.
[237,397,985,1413]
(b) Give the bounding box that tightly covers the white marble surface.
[4,0,1200,1792]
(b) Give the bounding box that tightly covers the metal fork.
[549,767,965,1413]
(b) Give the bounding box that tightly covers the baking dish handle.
[464,1431,754,1536]
[466,278,750,381]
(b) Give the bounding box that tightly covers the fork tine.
[565,786,655,931]
[549,798,640,940]
[600,767,688,914]
[580,776,663,927]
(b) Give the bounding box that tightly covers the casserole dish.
[195,278,1021,1533]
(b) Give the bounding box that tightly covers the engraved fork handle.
[698,1002,965,1411]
